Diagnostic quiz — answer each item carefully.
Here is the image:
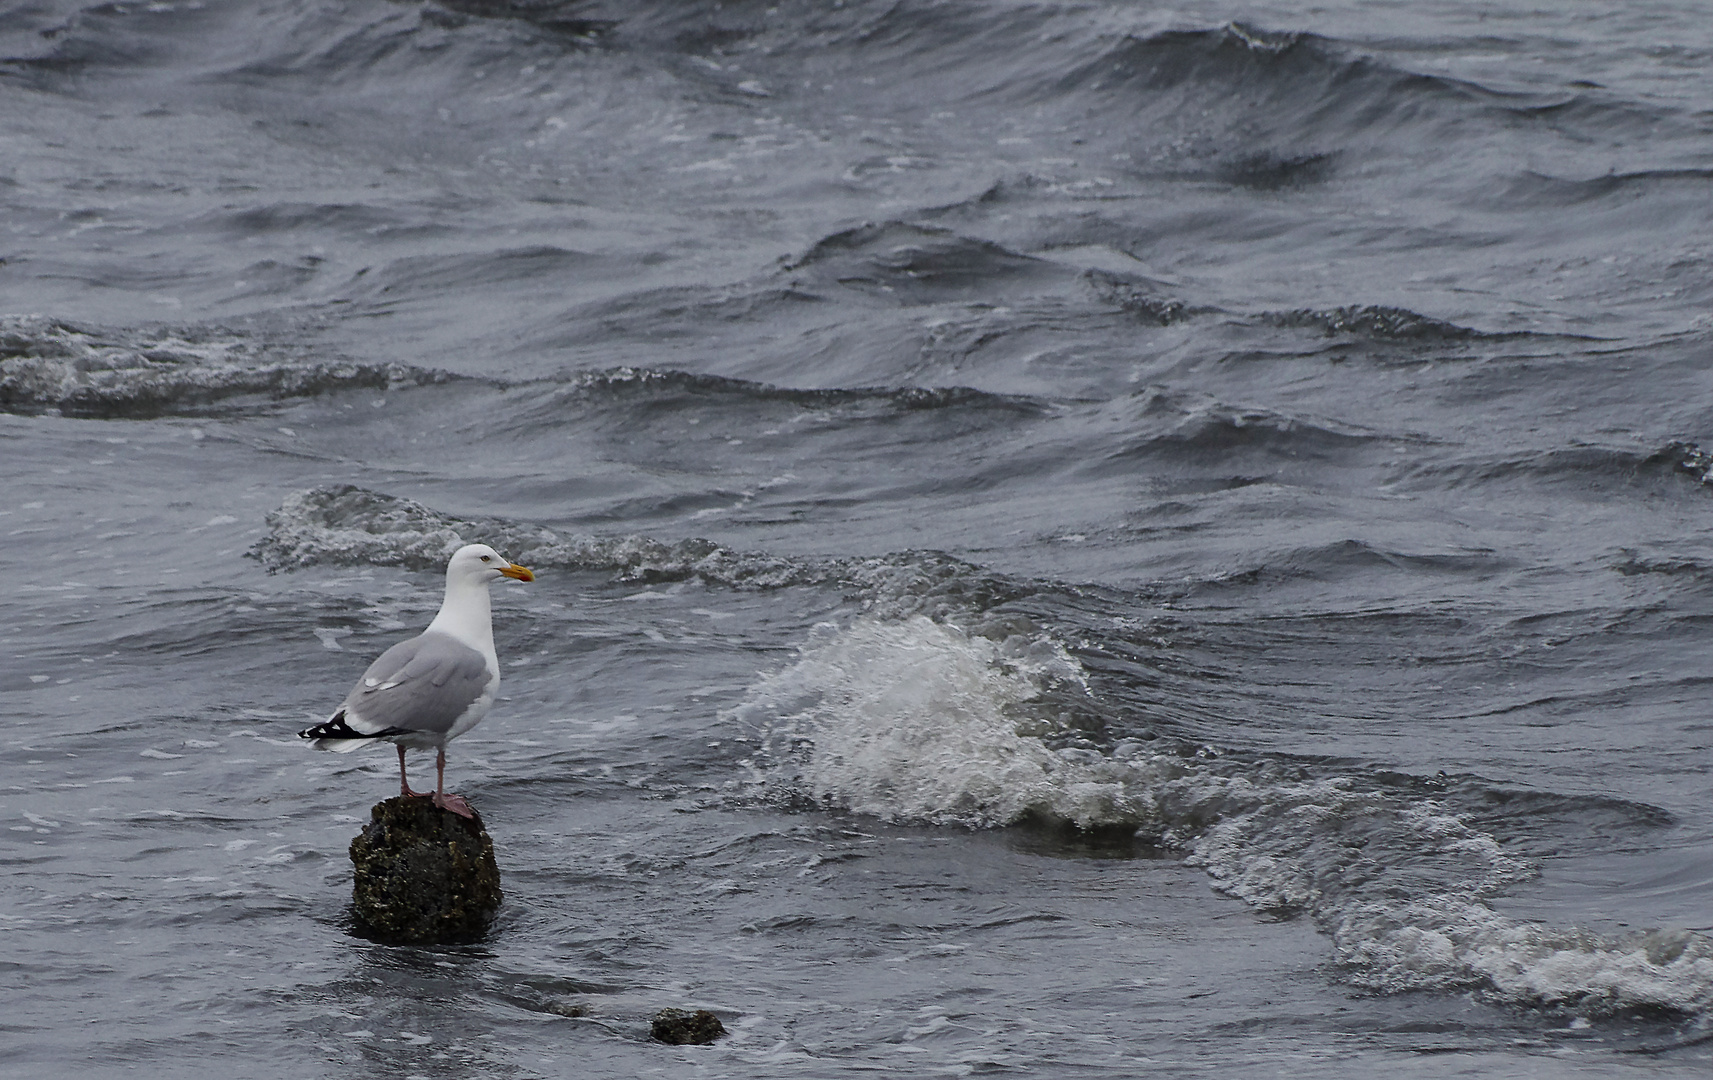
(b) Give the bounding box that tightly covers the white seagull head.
[447,543,535,586]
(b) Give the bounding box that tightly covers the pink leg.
[431,746,474,818]
[397,745,429,799]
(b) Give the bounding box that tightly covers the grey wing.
[340,631,493,737]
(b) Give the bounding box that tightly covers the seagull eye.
[480,555,491,562]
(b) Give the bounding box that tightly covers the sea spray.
[733,615,1713,1015]
[729,616,1154,829]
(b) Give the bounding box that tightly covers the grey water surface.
[5,1,1713,1076]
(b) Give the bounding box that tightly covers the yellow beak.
[500,563,535,582]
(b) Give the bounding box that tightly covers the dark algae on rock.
[651,1008,727,1045]
[348,796,502,945]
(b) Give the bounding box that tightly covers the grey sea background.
[5,1,1713,1075]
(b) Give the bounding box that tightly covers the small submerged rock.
[651,1008,726,1045]
[348,796,502,944]
[545,1000,590,1018]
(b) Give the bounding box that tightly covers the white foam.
[733,615,1713,1015]
[730,616,1157,829]
[1331,899,1713,1013]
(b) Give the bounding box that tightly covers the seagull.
[299,543,534,818]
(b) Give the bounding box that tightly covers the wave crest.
[1262,304,1484,340]
[251,484,813,586]
[0,315,454,418]
[731,615,1713,1015]
[251,485,1035,619]
[785,221,1053,304]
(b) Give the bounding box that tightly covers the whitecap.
[732,614,1713,1016]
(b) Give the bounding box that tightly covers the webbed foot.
[433,791,475,819]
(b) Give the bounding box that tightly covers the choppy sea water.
[5,0,1713,1075]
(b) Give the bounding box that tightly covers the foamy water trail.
[731,616,1713,1016]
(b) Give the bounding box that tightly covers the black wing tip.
[300,710,365,741]
[299,710,414,741]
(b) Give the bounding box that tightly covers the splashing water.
[732,615,1713,1016]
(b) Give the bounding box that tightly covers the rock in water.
[651,1008,726,1045]
[348,796,502,944]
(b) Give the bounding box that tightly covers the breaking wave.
[730,615,1713,1016]
[0,315,457,418]
[250,484,1036,619]
[251,483,817,585]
